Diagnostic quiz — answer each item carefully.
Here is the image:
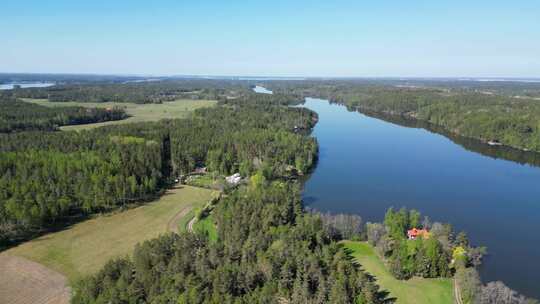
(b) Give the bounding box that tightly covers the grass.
[185,173,224,189]
[343,241,454,304]
[193,214,218,242]
[22,98,216,131]
[4,185,216,281]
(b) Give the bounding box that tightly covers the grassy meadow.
[5,185,216,281]
[343,241,454,304]
[22,98,216,131]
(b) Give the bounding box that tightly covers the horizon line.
[1,72,540,81]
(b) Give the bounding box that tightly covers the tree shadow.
[342,246,397,304]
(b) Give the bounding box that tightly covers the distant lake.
[252,85,273,94]
[0,82,55,90]
[300,98,540,299]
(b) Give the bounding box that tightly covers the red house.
[407,228,430,240]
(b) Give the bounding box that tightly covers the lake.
[0,82,55,90]
[252,85,273,94]
[299,97,540,299]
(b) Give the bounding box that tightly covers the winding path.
[187,216,197,233]
[167,203,197,233]
[454,277,463,304]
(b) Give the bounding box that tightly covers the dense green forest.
[0,87,317,246]
[267,81,540,152]
[0,97,126,132]
[73,182,387,303]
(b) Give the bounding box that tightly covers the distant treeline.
[0,98,127,132]
[267,81,540,152]
[2,79,251,104]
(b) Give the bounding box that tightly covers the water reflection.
[353,107,540,168]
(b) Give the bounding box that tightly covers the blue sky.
[2,0,539,77]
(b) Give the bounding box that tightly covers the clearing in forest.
[22,98,216,130]
[343,241,454,304]
[3,185,216,281]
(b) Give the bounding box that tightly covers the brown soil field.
[0,253,70,304]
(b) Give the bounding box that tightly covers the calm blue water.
[300,98,540,298]
[0,82,54,90]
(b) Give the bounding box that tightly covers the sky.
[2,0,540,77]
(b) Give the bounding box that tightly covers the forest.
[0,85,317,247]
[0,97,127,132]
[266,80,540,152]
[73,182,388,303]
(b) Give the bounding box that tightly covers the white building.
[226,173,242,185]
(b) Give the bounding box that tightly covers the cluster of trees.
[0,134,165,244]
[219,91,305,107]
[0,97,126,132]
[314,211,364,240]
[364,208,486,280]
[170,104,317,177]
[267,80,540,152]
[456,268,539,304]
[362,207,536,304]
[73,181,388,304]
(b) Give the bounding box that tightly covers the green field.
[193,214,218,242]
[22,98,216,130]
[5,185,216,281]
[343,241,454,304]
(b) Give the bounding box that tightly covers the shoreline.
[347,103,537,154]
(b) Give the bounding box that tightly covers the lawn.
[22,98,216,131]
[185,173,224,189]
[4,185,216,281]
[343,241,454,304]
